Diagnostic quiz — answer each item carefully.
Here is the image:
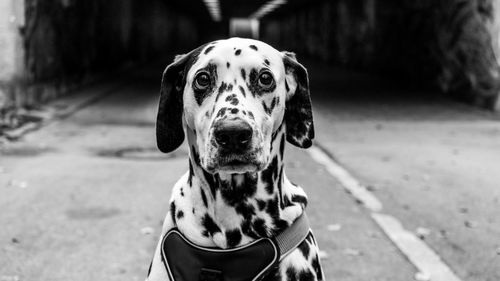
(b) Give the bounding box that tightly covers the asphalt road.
[1,61,499,281]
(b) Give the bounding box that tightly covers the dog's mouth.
[205,152,265,174]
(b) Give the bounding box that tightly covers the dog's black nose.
[213,120,253,151]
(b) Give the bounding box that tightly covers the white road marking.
[307,145,383,212]
[372,214,461,281]
[307,144,463,281]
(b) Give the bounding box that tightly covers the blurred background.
[0,0,499,281]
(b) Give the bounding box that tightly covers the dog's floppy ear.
[282,51,314,148]
[156,53,193,153]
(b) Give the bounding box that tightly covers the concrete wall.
[261,0,500,109]
[0,0,24,109]
[0,0,199,111]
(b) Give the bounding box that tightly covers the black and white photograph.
[1,1,499,281]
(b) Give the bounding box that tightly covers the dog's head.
[156,38,313,174]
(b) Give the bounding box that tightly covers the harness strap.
[275,212,311,260]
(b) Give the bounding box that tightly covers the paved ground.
[305,60,500,281]
[0,61,499,281]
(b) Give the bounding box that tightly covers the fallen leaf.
[343,248,362,256]
[464,220,478,228]
[414,272,430,281]
[141,226,154,235]
[318,250,329,259]
[416,227,431,239]
[327,224,342,232]
[422,174,430,182]
[8,180,28,189]
[0,276,20,281]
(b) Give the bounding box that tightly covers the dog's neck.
[184,123,305,246]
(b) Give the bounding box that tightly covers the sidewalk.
[304,59,500,281]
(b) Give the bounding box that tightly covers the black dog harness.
[161,213,311,281]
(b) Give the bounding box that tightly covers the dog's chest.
[174,183,261,248]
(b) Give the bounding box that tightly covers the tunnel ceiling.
[167,0,322,21]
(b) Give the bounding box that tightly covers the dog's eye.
[258,71,274,88]
[194,72,211,90]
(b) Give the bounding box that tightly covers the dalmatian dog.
[147,37,323,281]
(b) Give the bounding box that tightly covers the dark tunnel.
[0,0,500,114]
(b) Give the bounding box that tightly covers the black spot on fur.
[188,161,194,186]
[227,62,230,68]
[170,201,177,224]
[277,166,284,209]
[216,107,227,118]
[264,59,270,66]
[203,170,217,197]
[249,45,258,51]
[201,189,208,207]
[298,239,310,258]
[191,145,201,166]
[180,187,184,197]
[248,111,254,119]
[262,101,272,115]
[231,108,239,114]
[298,269,315,281]
[286,267,298,281]
[235,49,241,56]
[262,156,279,194]
[270,97,277,111]
[230,98,239,105]
[177,210,184,219]
[204,46,215,54]
[238,85,246,97]
[275,219,289,233]
[225,94,236,102]
[256,199,267,211]
[220,174,258,206]
[235,202,255,219]
[241,69,247,80]
[285,80,290,92]
[241,220,259,239]
[308,232,316,245]
[225,229,242,247]
[271,122,284,147]
[248,68,259,97]
[265,195,280,218]
[279,135,285,160]
[252,218,268,237]
[201,214,221,237]
[216,82,229,102]
[291,194,308,207]
[311,255,323,280]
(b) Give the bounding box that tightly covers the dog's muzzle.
[206,119,263,172]
[213,119,253,153]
